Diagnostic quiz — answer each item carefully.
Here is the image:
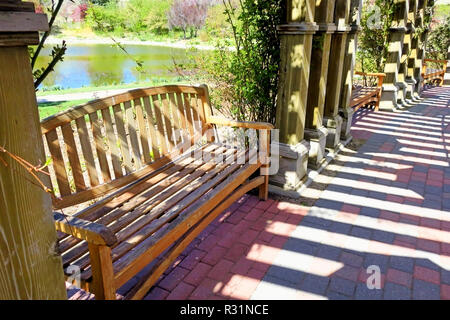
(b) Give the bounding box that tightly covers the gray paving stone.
[266,265,305,286]
[372,230,395,244]
[328,221,352,234]
[412,279,440,300]
[355,283,383,300]
[316,244,342,260]
[441,269,450,285]
[350,226,372,240]
[360,207,381,218]
[383,282,411,300]
[283,238,318,255]
[326,290,351,300]
[364,253,389,273]
[298,274,330,296]
[329,277,356,297]
[389,256,414,273]
[313,199,343,211]
[414,258,440,271]
[301,215,332,228]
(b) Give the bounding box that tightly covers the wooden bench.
[350,71,385,111]
[41,84,272,300]
[422,58,448,86]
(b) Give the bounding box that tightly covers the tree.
[30,0,68,89]
[168,0,210,39]
[426,15,450,61]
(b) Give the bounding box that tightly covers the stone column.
[339,0,363,140]
[304,0,336,169]
[414,0,428,94]
[271,0,317,191]
[323,0,351,149]
[405,0,419,101]
[380,0,409,110]
[444,47,450,86]
[397,0,412,106]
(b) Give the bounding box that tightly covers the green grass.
[435,4,450,20]
[38,99,90,119]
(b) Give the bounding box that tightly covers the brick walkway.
[67,86,450,300]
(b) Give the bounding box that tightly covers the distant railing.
[422,59,448,86]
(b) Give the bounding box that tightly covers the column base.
[324,115,343,150]
[269,140,310,191]
[304,127,328,170]
[339,107,354,141]
[380,85,400,110]
[395,81,410,107]
[405,78,421,102]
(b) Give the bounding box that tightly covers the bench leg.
[88,244,116,300]
[258,129,270,201]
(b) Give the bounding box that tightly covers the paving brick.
[202,246,228,266]
[184,263,213,286]
[166,282,195,300]
[189,278,220,300]
[365,254,390,273]
[386,268,413,288]
[414,266,440,285]
[389,256,414,273]
[371,230,395,244]
[179,249,207,270]
[225,243,250,262]
[208,259,234,281]
[350,226,372,240]
[412,279,440,300]
[442,284,450,300]
[143,287,170,300]
[383,282,411,300]
[299,274,329,296]
[417,239,440,254]
[329,277,356,297]
[316,244,342,260]
[158,267,190,291]
[441,269,450,285]
[266,264,305,285]
[334,265,360,282]
[340,251,364,268]
[230,256,254,276]
[355,283,383,300]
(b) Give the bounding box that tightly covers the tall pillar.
[444,47,450,86]
[323,0,351,149]
[415,0,432,94]
[271,0,317,191]
[397,0,412,106]
[405,0,419,100]
[0,1,67,299]
[380,0,409,110]
[339,0,363,140]
[304,0,336,169]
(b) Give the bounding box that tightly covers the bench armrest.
[54,212,117,246]
[354,71,386,88]
[206,116,274,130]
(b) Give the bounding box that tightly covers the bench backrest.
[41,85,212,209]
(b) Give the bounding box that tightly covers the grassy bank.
[38,99,90,119]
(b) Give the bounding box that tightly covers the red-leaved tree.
[168,0,210,39]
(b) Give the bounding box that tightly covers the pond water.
[36,44,191,90]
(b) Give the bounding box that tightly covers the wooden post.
[380,0,409,110]
[397,0,413,105]
[323,0,351,149]
[304,0,335,169]
[270,0,318,194]
[0,1,66,299]
[339,0,362,141]
[406,0,421,100]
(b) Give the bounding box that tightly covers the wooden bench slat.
[183,93,195,139]
[70,147,235,277]
[134,98,151,164]
[45,129,72,197]
[124,101,142,170]
[89,111,112,183]
[113,153,259,286]
[75,117,100,188]
[142,96,160,160]
[112,104,132,174]
[60,145,222,266]
[160,93,175,151]
[60,123,86,192]
[101,107,123,179]
[151,94,169,156]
